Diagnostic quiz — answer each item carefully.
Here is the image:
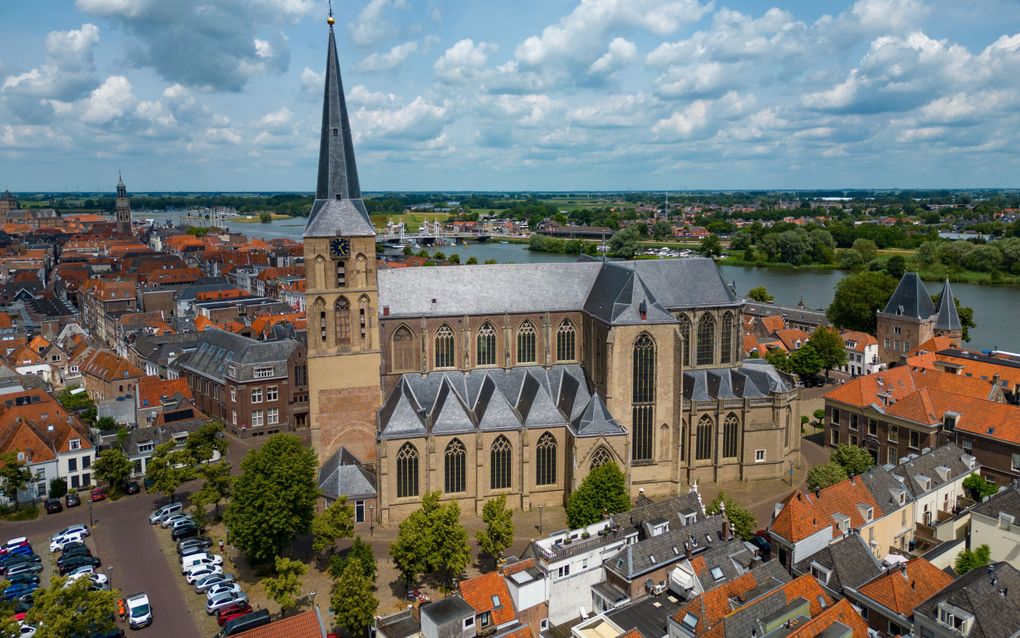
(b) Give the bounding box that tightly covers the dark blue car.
[3,582,37,601]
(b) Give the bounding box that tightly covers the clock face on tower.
[329,237,350,259]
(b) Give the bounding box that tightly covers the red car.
[90,487,107,502]
[217,603,254,626]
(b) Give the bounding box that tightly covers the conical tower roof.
[304,15,374,239]
[882,272,936,319]
[934,279,962,332]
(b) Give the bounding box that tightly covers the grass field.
[371,212,450,232]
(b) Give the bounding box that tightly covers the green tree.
[432,500,471,589]
[93,448,132,493]
[259,212,272,223]
[145,441,194,502]
[48,477,68,499]
[224,434,318,563]
[747,286,774,303]
[789,342,824,378]
[700,233,723,258]
[390,494,436,587]
[484,259,497,265]
[191,461,232,523]
[402,245,413,256]
[329,536,376,583]
[851,238,878,262]
[705,493,756,541]
[476,496,514,564]
[95,416,117,430]
[262,556,307,614]
[566,462,631,528]
[955,544,991,575]
[608,226,641,259]
[183,420,228,466]
[809,327,849,380]
[466,256,478,265]
[885,255,907,279]
[24,575,119,638]
[963,473,998,500]
[448,253,461,264]
[807,463,848,491]
[838,248,866,270]
[0,452,32,507]
[331,559,378,638]
[764,348,792,373]
[831,444,875,475]
[827,271,898,333]
[312,496,355,556]
[56,388,95,412]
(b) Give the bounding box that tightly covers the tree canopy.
[262,556,307,613]
[93,448,132,492]
[827,271,898,333]
[224,434,318,563]
[24,576,119,638]
[566,462,631,528]
[0,452,32,506]
[809,327,849,378]
[331,559,378,638]
[389,491,471,589]
[477,496,514,563]
[747,286,774,303]
[807,463,849,492]
[955,544,991,575]
[144,441,193,501]
[312,496,355,556]
[705,493,757,541]
[831,444,875,475]
[963,473,998,500]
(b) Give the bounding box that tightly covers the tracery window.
[697,314,715,366]
[721,312,733,364]
[696,415,713,461]
[435,324,455,368]
[445,439,466,494]
[392,326,417,372]
[335,297,351,346]
[632,334,656,462]
[536,432,557,486]
[678,314,691,367]
[556,319,576,361]
[590,446,612,469]
[477,322,497,366]
[723,413,739,458]
[517,320,536,364]
[396,443,419,498]
[314,297,326,344]
[491,436,512,490]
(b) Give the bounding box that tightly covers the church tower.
[115,173,131,236]
[304,10,381,463]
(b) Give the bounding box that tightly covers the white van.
[181,553,223,574]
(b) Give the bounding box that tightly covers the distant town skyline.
[1,0,1019,192]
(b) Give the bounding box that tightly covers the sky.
[1,0,1019,192]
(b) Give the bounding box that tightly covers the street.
[2,489,202,638]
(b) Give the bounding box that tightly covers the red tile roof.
[459,572,517,626]
[233,609,324,638]
[825,365,995,410]
[858,559,952,616]
[137,376,193,408]
[785,599,870,638]
[771,477,881,543]
[775,328,812,351]
[80,350,143,382]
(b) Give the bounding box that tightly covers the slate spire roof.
[882,272,936,319]
[304,18,374,238]
[934,278,962,331]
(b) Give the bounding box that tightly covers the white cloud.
[653,100,711,138]
[850,0,928,32]
[589,38,637,76]
[570,93,651,128]
[349,85,399,107]
[353,96,449,146]
[434,39,495,83]
[350,0,410,47]
[257,106,293,133]
[1,23,101,101]
[300,67,322,95]
[254,39,274,59]
[360,41,419,72]
[79,75,134,124]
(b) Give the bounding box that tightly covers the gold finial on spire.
[327,0,335,25]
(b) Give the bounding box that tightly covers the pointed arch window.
[396,442,419,498]
[632,333,656,462]
[359,295,369,341]
[517,320,536,364]
[590,446,612,470]
[697,314,716,366]
[491,436,512,490]
[721,312,734,364]
[477,322,497,366]
[678,314,691,367]
[355,254,367,287]
[445,439,467,494]
[336,261,346,287]
[435,324,455,369]
[314,257,326,290]
[536,432,557,486]
[723,413,739,458]
[392,325,417,372]
[695,415,713,461]
[556,319,576,361]
[335,297,351,346]
[314,297,326,344]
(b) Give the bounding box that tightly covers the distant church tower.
[303,10,382,463]
[115,173,131,236]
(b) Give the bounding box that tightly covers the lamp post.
[107,565,114,591]
[538,504,544,535]
[787,461,795,486]
[369,505,375,538]
[88,498,94,528]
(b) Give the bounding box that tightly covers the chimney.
[814,488,821,499]
[722,519,732,542]
[684,541,692,560]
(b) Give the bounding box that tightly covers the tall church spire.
[304,10,374,238]
[935,278,962,332]
[115,172,131,236]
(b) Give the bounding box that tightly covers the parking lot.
[3,489,203,637]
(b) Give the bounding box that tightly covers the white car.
[161,513,191,529]
[49,532,86,553]
[64,565,96,579]
[195,573,235,593]
[126,592,153,629]
[206,591,247,615]
[148,502,183,525]
[205,582,241,600]
[18,623,35,637]
[181,555,223,574]
[50,525,88,542]
[185,565,223,584]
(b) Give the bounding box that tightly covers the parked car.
[2,554,41,570]
[206,591,247,615]
[90,487,106,502]
[181,554,223,574]
[177,537,213,555]
[185,565,223,585]
[64,564,97,578]
[59,540,88,554]
[57,555,101,576]
[4,563,43,578]
[216,603,254,626]
[125,593,152,629]
[180,545,211,560]
[219,609,270,635]
[148,503,183,525]
[1,538,30,557]
[171,525,199,542]
[5,573,39,587]
[204,583,241,600]
[18,622,36,637]
[161,513,191,529]
[195,573,235,593]
[169,517,198,531]
[65,492,81,508]
[57,549,94,568]
[124,481,140,495]
[49,532,86,553]
[3,583,37,601]
[44,498,63,514]
[51,525,89,541]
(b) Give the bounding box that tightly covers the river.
[141,211,1016,352]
